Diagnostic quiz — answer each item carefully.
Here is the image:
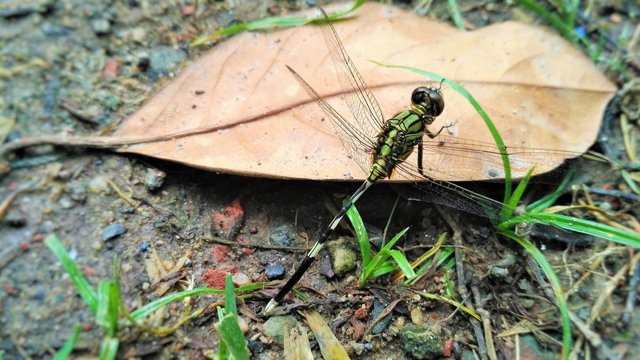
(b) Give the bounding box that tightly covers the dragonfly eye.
[411,86,445,117]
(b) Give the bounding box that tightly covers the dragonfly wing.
[394,164,505,220]
[286,65,374,176]
[418,134,585,181]
[318,8,386,142]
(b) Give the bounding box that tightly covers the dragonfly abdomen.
[368,110,426,182]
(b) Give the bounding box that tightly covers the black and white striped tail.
[264,180,374,314]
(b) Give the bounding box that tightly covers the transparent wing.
[286,65,374,175]
[418,134,586,181]
[392,137,584,220]
[318,8,386,141]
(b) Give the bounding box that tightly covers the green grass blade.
[501,230,571,360]
[415,291,481,321]
[215,314,250,360]
[382,195,401,245]
[388,250,416,280]
[514,0,578,44]
[96,280,120,337]
[52,325,82,360]
[443,267,456,298]
[503,167,535,220]
[503,212,640,247]
[447,0,465,30]
[527,165,575,213]
[360,227,410,286]
[370,262,398,278]
[217,307,229,360]
[408,247,455,285]
[130,283,269,321]
[98,337,119,360]
[44,235,98,315]
[370,62,513,206]
[346,200,370,267]
[131,288,223,321]
[191,0,366,46]
[224,274,238,318]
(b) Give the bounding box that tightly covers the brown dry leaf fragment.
[115,3,616,181]
[303,310,350,360]
[284,322,314,360]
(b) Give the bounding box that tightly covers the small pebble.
[237,316,249,334]
[4,286,16,296]
[232,272,251,287]
[58,196,74,209]
[182,5,195,16]
[268,5,280,15]
[265,264,285,280]
[410,307,424,325]
[19,241,30,251]
[143,168,166,191]
[102,223,127,241]
[32,233,44,243]
[84,267,95,277]
[91,18,111,35]
[263,316,297,345]
[102,59,119,79]
[88,176,109,193]
[269,225,294,246]
[138,242,151,252]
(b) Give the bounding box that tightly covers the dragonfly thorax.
[368,109,427,182]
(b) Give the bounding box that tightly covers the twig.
[436,207,489,360]
[201,236,309,252]
[59,100,100,125]
[587,187,640,202]
[622,254,640,325]
[590,253,640,323]
[569,311,620,360]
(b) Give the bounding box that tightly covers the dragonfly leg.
[418,138,425,176]
[425,121,455,139]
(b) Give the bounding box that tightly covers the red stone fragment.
[212,198,245,239]
[4,285,16,296]
[102,59,119,79]
[443,338,453,357]
[84,267,96,277]
[354,305,368,319]
[182,5,195,16]
[202,268,226,289]
[213,244,231,263]
[19,241,30,251]
[32,233,44,243]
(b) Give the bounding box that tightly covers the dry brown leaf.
[302,311,350,360]
[115,3,616,181]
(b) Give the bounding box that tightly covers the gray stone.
[265,264,285,280]
[269,225,294,246]
[369,300,393,334]
[91,19,111,35]
[327,237,356,276]
[398,323,443,359]
[263,315,297,345]
[149,46,187,74]
[102,223,127,241]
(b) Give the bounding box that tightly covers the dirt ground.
[1,1,639,359]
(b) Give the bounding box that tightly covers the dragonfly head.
[411,86,444,122]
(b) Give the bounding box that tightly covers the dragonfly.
[264,8,580,314]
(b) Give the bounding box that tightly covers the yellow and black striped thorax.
[368,110,426,182]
